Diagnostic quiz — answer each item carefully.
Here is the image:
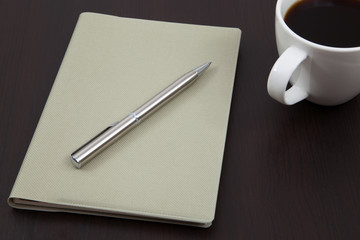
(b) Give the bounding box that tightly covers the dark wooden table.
[1,0,360,239]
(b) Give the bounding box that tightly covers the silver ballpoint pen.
[71,62,211,168]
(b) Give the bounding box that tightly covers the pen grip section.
[134,71,199,120]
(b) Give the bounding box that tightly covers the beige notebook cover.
[8,12,241,228]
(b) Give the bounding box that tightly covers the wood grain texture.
[1,0,360,239]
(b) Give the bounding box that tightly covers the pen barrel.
[71,115,138,168]
[71,65,208,168]
[71,71,199,168]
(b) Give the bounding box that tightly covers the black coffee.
[284,0,360,48]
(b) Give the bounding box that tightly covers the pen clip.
[71,121,119,168]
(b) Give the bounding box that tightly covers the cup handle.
[267,46,309,105]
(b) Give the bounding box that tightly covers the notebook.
[8,12,241,228]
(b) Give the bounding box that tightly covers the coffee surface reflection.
[285,0,360,48]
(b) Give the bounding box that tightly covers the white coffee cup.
[267,0,360,105]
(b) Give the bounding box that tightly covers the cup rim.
[276,0,360,53]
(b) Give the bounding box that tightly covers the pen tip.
[194,62,211,75]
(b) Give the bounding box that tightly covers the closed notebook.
[8,12,241,228]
